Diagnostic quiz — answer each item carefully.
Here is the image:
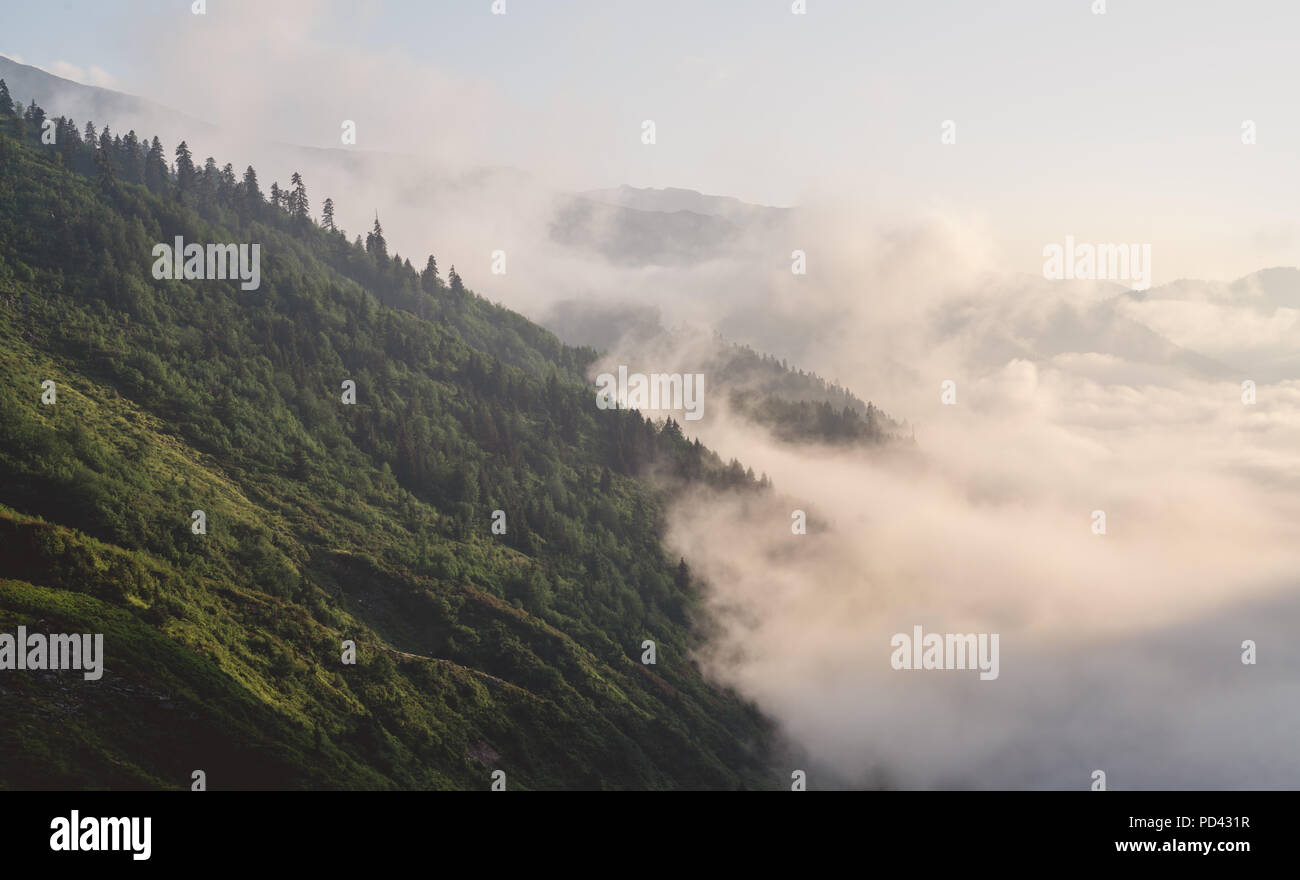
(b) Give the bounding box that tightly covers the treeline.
[0,81,464,330]
[728,392,899,445]
[709,340,910,444]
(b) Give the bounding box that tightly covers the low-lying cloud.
[654,225,1300,789]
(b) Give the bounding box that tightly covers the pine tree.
[675,558,690,591]
[23,97,45,131]
[200,156,218,202]
[219,162,237,196]
[143,136,168,192]
[321,197,335,231]
[174,140,196,194]
[365,214,388,260]
[95,129,114,186]
[448,265,464,295]
[421,254,439,292]
[242,165,263,209]
[118,130,142,183]
[58,116,79,146]
[0,79,12,116]
[289,171,308,220]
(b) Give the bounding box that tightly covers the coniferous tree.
[242,165,263,210]
[219,162,237,198]
[144,136,168,192]
[289,171,308,221]
[23,97,45,132]
[366,214,388,260]
[321,197,336,231]
[58,116,82,168]
[119,130,142,183]
[421,254,439,292]
[95,128,114,185]
[0,79,12,116]
[200,157,218,203]
[174,140,196,195]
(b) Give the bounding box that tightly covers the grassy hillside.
[0,94,776,789]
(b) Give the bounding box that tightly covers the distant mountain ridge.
[551,185,790,267]
[0,54,216,141]
[1,54,793,272]
[581,184,790,219]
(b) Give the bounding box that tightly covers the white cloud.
[621,218,1300,789]
[44,60,117,89]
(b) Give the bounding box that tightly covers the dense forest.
[710,342,910,445]
[0,84,789,789]
[544,297,911,447]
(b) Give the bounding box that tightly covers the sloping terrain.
[0,98,777,789]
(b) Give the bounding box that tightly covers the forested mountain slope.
[0,91,777,789]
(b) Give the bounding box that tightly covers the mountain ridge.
[0,93,793,789]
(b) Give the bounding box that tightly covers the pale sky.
[5,0,1300,282]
